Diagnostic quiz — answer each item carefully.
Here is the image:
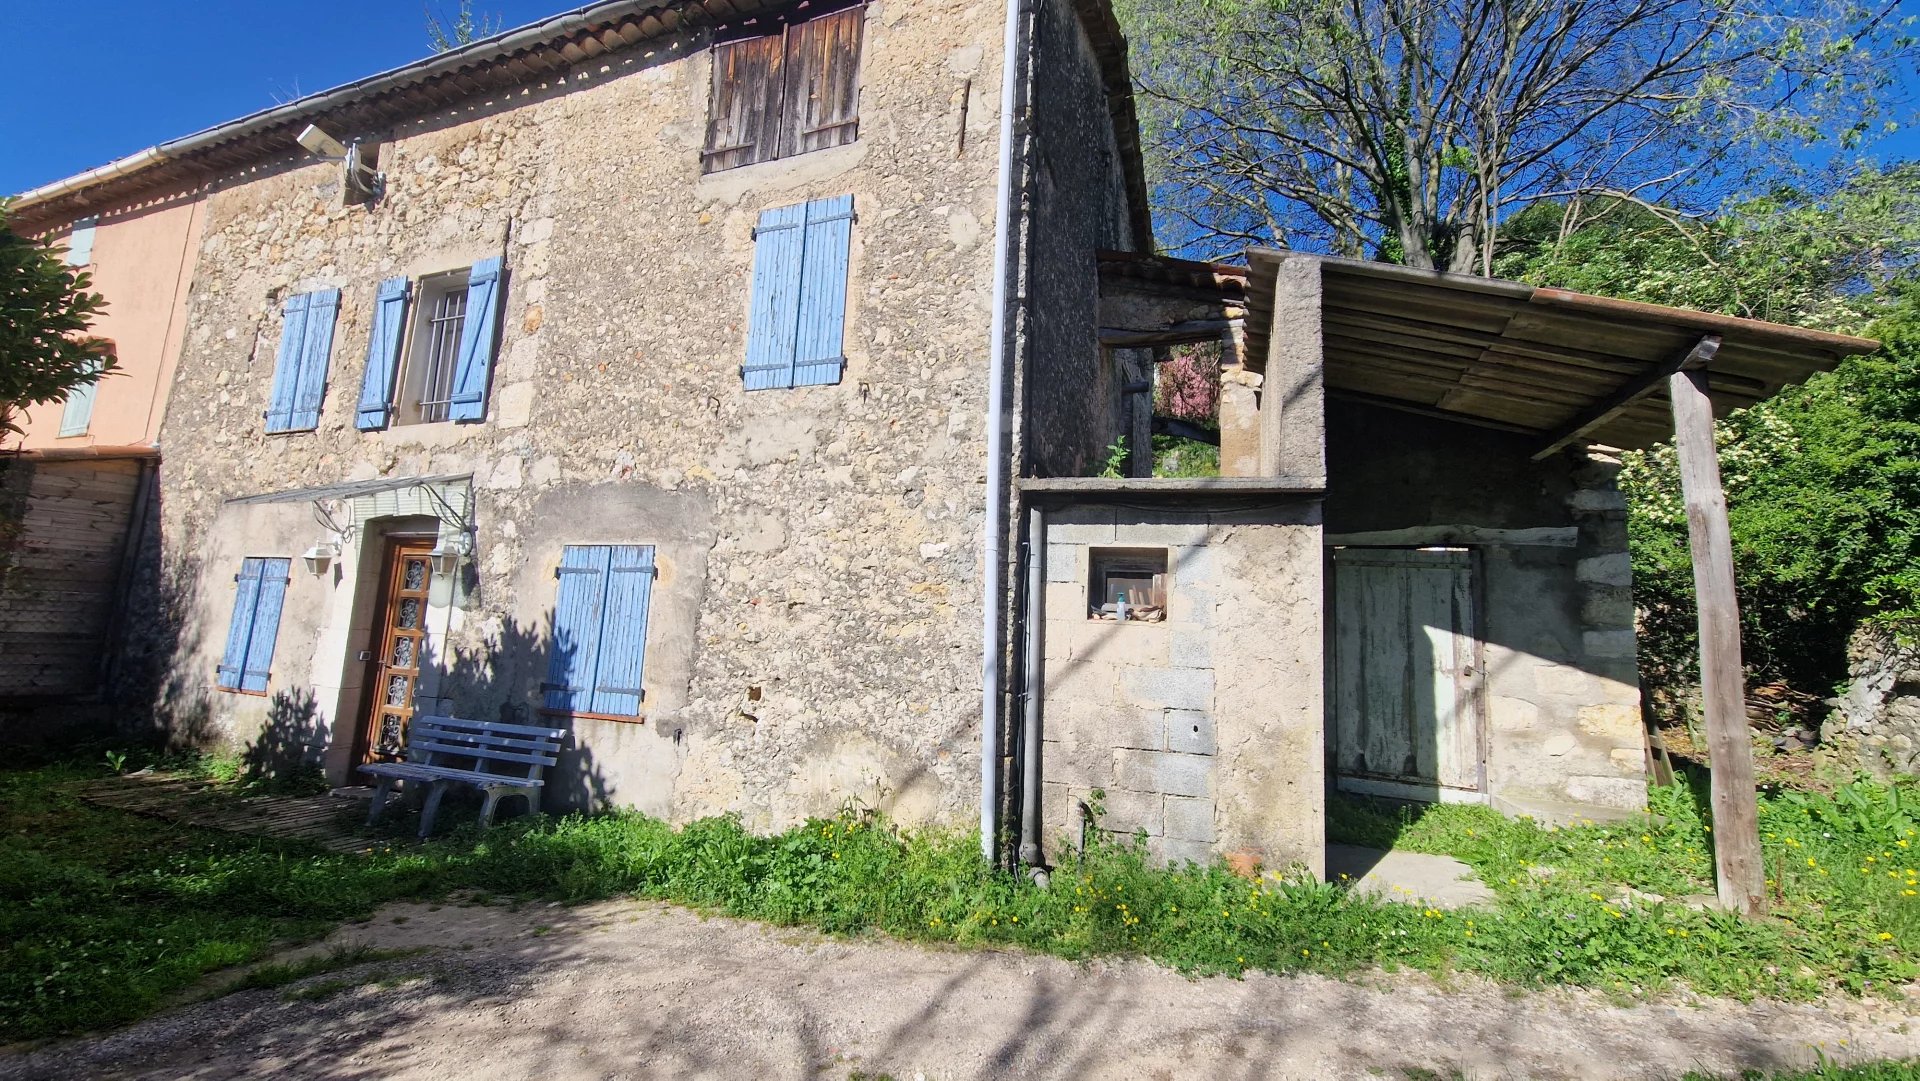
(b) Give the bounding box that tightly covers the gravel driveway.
[4,898,1917,1080]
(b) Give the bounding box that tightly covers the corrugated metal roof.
[1241,250,1879,453]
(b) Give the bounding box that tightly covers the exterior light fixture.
[301,543,337,576]
[296,124,382,201]
[428,532,471,576]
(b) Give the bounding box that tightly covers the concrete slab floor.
[1327,843,1496,909]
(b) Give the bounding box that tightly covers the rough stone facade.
[1323,400,1647,819]
[1038,499,1325,872]
[143,0,1050,830]
[1826,625,1920,779]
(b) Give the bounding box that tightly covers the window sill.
[537,708,646,725]
[216,686,271,698]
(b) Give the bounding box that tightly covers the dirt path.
[5,898,1918,1081]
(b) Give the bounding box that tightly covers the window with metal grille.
[703,4,865,174]
[394,269,470,425]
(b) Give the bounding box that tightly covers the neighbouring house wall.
[0,456,147,728]
[139,0,1018,830]
[14,197,204,449]
[1038,499,1325,873]
[1018,0,1141,479]
[1323,400,1646,818]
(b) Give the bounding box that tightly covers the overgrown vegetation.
[10,758,1920,1041]
[1498,170,1920,708]
[0,200,113,441]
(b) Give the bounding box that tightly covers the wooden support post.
[1668,356,1766,915]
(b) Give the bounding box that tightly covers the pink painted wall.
[14,196,205,450]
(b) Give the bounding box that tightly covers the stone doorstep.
[1489,793,1647,828]
[1325,843,1495,910]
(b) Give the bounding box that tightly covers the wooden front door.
[1330,547,1485,800]
[358,537,436,764]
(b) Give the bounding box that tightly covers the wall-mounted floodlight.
[296,124,382,203]
[296,125,350,159]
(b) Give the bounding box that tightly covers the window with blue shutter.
[356,277,411,430]
[448,256,504,422]
[742,195,853,390]
[264,289,340,433]
[65,217,97,267]
[58,357,106,437]
[542,544,656,719]
[216,557,292,693]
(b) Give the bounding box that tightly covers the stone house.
[9,0,1873,877]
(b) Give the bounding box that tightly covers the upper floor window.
[65,217,97,267]
[355,257,504,430]
[703,4,864,174]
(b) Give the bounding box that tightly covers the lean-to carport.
[1232,250,1880,914]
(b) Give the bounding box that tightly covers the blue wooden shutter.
[448,257,504,422]
[66,217,97,266]
[742,203,807,390]
[590,545,655,716]
[289,289,340,430]
[264,293,313,432]
[544,545,609,713]
[241,558,292,693]
[793,195,853,386]
[216,559,267,690]
[58,359,104,437]
[357,277,411,430]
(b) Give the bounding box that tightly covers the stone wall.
[1017,0,1141,479]
[1324,400,1646,819]
[1826,625,1920,779]
[140,0,1019,830]
[1037,499,1324,873]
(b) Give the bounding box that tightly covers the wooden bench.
[360,715,567,838]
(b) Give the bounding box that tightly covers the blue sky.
[3,1,1917,199]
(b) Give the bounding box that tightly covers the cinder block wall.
[1037,499,1324,873]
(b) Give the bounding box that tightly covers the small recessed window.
[703,5,865,173]
[396,268,471,425]
[1089,547,1168,621]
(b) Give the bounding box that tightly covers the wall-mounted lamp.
[296,124,382,202]
[302,543,337,576]
[428,532,472,577]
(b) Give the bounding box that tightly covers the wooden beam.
[1670,363,1766,916]
[1099,319,1236,348]
[1533,335,1720,460]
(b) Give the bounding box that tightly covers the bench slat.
[411,739,557,767]
[405,725,560,755]
[411,714,567,740]
[361,762,544,788]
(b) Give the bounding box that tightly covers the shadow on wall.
[242,686,327,783]
[110,465,217,751]
[420,609,616,816]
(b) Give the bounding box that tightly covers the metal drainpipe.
[1018,504,1048,884]
[979,0,1027,863]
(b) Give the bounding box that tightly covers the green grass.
[6,759,1920,1043]
[1683,1060,1920,1079]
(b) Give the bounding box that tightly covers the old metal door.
[1330,547,1484,799]
[358,537,435,763]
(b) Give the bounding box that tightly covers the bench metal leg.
[367,778,397,826]
[418,779,452,839]
[478,788,504,830]
[525,789,541,818]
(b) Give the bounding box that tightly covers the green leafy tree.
[0,202,112,442]
[426,0,501,53]
[1115,0,1917,269]
[1500,167,1920,701]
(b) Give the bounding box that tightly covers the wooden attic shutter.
[704,32,786,173]
[778,7,863,159]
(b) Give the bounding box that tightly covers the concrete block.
[1533,662,1594,700]
[1116,749,1214,798]
[1567,489,1627,513]
[1072,621,1170,667]
[1488,695,1542,733]
[1167,585,1216,627]
[1578,703,1641,743]
[1047,508,1116,544]
[1171,544,1219,586]
[1565,774,1650,811]
[1040,736,1117,788]
[1576,553,1632,587]
[1582,629,1638,659]
[1100,788,1163,837]
[1043,581,1087,620]
[1163,795,1216,842]
[1156,837,1214,868]
[1044,657,1116,703]
[1580,587,1635,628]
[1168,626,1212,670]
[1114,513,1209,546]
[1046,544,1082,584]
[1166,709,1215,755]
[1122,666,1213,711]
